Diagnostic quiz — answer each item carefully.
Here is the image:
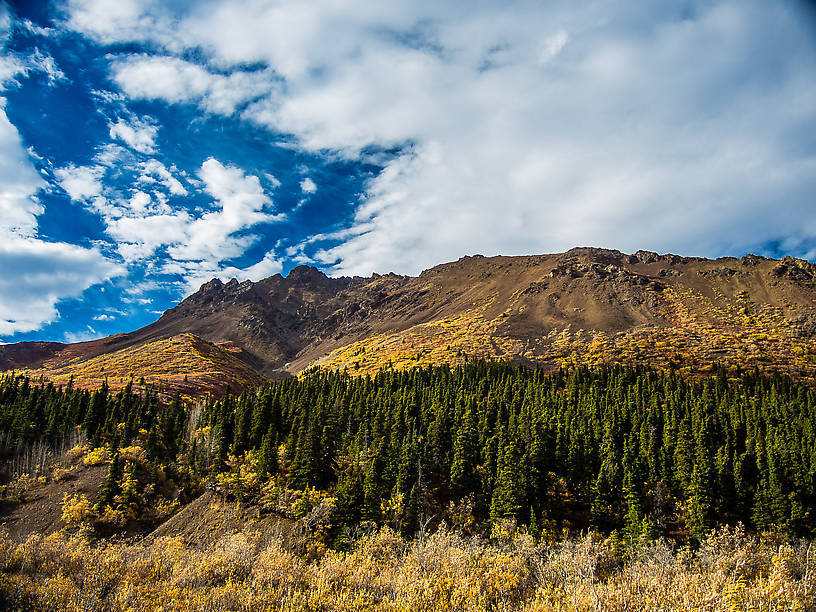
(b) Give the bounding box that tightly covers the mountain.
[7,334,264,399]
[3,247,816,394]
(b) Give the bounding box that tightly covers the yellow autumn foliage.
[60,493,94,527]
[0,524,814,611]
[83,447,109,466]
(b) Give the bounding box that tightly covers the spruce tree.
[96,452,122,513]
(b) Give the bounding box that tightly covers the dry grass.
[0,523,813,611]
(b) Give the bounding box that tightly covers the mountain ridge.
[3,247,816,394]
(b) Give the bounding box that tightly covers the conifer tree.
[489,440,524,525]
[258,427,278,479]
[450,405,479,496]
[96,452,122,513]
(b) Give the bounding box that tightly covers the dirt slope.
[0,464,107,543]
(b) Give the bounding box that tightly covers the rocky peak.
[199,278,224,293]
[286,265,329,284]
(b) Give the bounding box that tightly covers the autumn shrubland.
[312,281,816,382]
[16,334,263,400]
[0,521,814,611]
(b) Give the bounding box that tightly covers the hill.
[2,247,816,392]
[13,334,264,399]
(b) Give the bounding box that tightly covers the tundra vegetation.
[0,362,814,609]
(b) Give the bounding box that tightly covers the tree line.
[1,362,815,543]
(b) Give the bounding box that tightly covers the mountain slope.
[14,334,264,398]
[3,247,816,391]
[142,247,816,380]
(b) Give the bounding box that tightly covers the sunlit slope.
[18,334,264,398]
[309,252,816,379]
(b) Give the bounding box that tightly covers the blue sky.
[1,0,815,344]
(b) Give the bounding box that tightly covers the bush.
[0,523,814,611]
[83,447,110,466]
[61,493,94,528]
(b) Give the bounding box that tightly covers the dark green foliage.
[96,452,122,512]
[489,435,525,525]
[0,372,188,475]
[258,427,278,479]
[2,361,816,541]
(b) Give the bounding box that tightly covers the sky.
[0,0,815,344]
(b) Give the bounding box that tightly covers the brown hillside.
[15,334,264,399]
[2,248,816,390]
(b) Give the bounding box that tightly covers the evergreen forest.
[1,362,815,545]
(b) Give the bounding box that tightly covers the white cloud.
[0,55,27,85]
[0,237,123,335]
[59,154,283,270]
[54,164,104,201]
[540,30,569,64]
[168,157,283,262]
[0,102,45,237]
[64,0,173,46]
[111,54,279,115]
[263,172,281,189]
[109,116,158,153]
[139,159,187,196]
[0,48,66,88]
[107,212,192,260]
[300,177,317,194]
[166,249,284,294]
[128,190,151,211]
[0,5,125,336]
[0,109,124,334]
[63,0,816,276]
[92,313,115,321]
[92,142,130,167]
[28,50,66,84]
[63,326,101,343]
[20,19,58,38]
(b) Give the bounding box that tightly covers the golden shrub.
[118,445,148,466]
[0,523,814,611]
[61,492,94,527]
[83,446,110,466]
[52,465,75,482]
[66,443,88,463]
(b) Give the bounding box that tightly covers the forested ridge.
[1,362,814,546]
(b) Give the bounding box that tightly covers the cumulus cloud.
[111,55,279,115]
[56,153,283,272]
[165,249,284,294]
[0,104,124,334]
[63,326,101,343]
[300,177,317,194]
[168,157,283,262]
[0,237,122,335]
[109,116,158,153]
[0,48,65,88]
[106,212,192,260]
[64,0,174,46]
[0,102,45,237]
[54,164,104,201]
[58,0,816,276]
[139,159,187,196]
[0,6,128,336]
